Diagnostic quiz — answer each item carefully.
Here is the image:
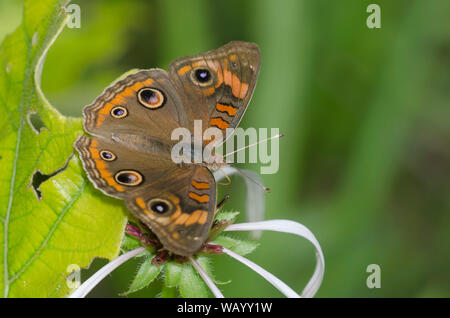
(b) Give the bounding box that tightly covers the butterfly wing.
[75,135,174,199]
[83,69,189,145]
[76,42,260,256]
[126,165,216,256]
[75,135,216,256]
[169,41,260,143]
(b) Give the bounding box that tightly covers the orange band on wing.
[199,59,243,99]
[203,86,216,96]
[210,117,230,130]
[136,197,146,209]
[198,211,208,225]
[216,103,237,116]
[223,69,233,88]
[174,213,190,225]
[178,65,192,76]
[170,209,209,229]
[98,102,114,116]
[224,70,248,99]
[188,192,210,203]
[89,139,124,192]
[95,78,154,127]
[233,75,249,99]
[192,180,210,190]
[184,210,203,226]
[135,197,152,215]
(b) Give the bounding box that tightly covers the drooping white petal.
[69,247,146,298]
[222,247,300,298]
[189,257,225,298]
[214,166,265,238]
[225,220,325,298]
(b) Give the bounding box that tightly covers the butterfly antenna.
[217,167,232,186]
[232,166,271,193]
[220,133,284,193]
[223,133,284,159]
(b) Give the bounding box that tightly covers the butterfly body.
[75,42,260,256]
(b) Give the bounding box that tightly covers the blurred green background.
[1,0,449,297]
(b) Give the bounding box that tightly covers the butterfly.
[75,41,260,256]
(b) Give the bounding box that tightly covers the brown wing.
[75,135,216,256]
[169,41,260,143]
[76,43,259,255]
[75,135,175,199]
[83,69,189,145]
[126,166,216,256]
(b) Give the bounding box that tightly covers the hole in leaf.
[27,111,47,134]
[30,154,72,200]
[31,170,51,199]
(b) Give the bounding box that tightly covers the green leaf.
[165,261,183,288]
[121,255,163,296]
[196,255,229,285]
[160,285,178,298]
[212,235,259,256]
[207,210,239,241]
[163,257,228,297]
[197,256,216,281]
[0,0,127,297]
[121,235,141,251]
[214,210,239,223]
[178,261,210,298]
